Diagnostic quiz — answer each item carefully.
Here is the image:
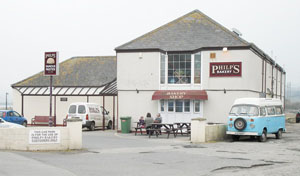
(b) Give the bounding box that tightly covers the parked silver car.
[0,118,25,128]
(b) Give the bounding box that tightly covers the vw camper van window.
[229,105,259,116]
[267,107,275,115]
[275,106,283,115]
[260,107,266,116]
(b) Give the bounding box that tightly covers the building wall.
[118,91,158,129]
[117,52,160,129]
[202,50,262,91]
[117,52,160,90]
[203,91,259,123]
[117,49,286,126]
[13,90,117,126]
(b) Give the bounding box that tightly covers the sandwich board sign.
[44,52,59,76]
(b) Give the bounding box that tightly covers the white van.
[67,102,113,131]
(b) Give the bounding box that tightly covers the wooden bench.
[148,128,161,138]
[164,128,178,138]
[31,116,56,126]
[134,122,146,135]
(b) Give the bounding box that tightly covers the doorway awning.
[152,90,208,100]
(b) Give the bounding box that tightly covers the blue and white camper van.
[226,98,285,142]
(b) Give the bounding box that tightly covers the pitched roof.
[12,56,116,87]
[115,10,249,51]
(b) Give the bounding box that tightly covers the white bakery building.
[116,10,285,125]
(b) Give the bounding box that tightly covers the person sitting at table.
[145,112,154,134]
[154,113,162,123]
[139,116,145,128]
[153,113,162,135]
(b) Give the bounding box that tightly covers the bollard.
[67,118,82,149]
[191,118,206,143]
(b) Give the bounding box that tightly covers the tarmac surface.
[1,123,300,176]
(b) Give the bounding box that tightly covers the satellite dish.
[232,28,242,36]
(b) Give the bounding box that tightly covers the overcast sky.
[0,0,299,104]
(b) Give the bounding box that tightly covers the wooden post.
[117,95,119,131]
[102,96,105,131]
[49,76,53,127]
[54,96,56,127]
[21,95,24,116]
[113,96,115,130]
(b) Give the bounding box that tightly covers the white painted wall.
[118,91,158,130]
[202,50,262,91]
[117,52,160,90]
[203,90,259,123]
[0,120,82,151]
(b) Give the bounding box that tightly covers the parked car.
[296,111,300,123]
[66,102,113,131]
[0,110,27,127]
[226,98,285,142]
[0,118,25,128]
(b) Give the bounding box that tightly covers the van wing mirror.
[106,111,109,115]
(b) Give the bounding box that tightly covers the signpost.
[44,52,59,127]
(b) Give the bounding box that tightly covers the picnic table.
[148,123,178,138]
[174,122,191,136]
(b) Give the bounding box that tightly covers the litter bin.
[120,117,131,133]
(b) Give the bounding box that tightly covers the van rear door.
[88,104,102,127]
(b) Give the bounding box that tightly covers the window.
[184,100,190,112]
[160,54,165,84]
[78,105,86,114]
[194,54,201,84]
[68,105,76,114]
[168,54,191,84]
[229,105,259,116]
[175,100,183,112]
[266,107,275,115]
[160,100,165,112]
[194,100,201,113]
[275,106,283,115]
[167,100,191,113]
[168,101,174,112]
[260,107,266,116]
[13,111,21,117]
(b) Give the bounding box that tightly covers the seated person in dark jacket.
[145,113,154,134]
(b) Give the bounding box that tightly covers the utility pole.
[5,92,8,110]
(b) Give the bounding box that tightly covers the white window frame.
[194,100,201,113]
[167,100,191,113]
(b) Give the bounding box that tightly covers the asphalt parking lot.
[1,123,300,176]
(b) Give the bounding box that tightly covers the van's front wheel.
[258,129,267,142]
[107,121,112,130]
[89,122,95,131]
[276,129,283,139]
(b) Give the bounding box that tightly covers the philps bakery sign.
[44,52,59,76]
[210,62,242,77]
